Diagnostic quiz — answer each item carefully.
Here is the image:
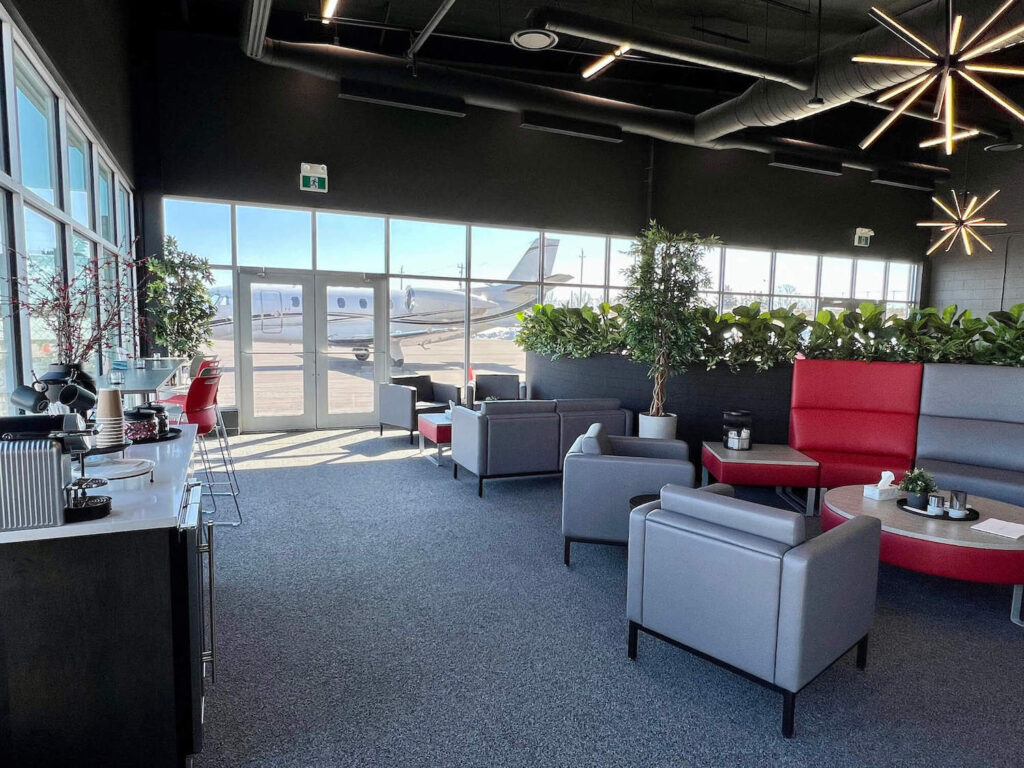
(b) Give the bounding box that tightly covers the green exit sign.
[300,163,327,193]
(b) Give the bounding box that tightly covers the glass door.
[238,269,316,431]
[314,273,387,428]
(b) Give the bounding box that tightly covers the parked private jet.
[209,238,567,366]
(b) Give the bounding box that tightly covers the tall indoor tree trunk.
[650,348,668,416]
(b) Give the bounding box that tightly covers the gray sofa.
[627,484,880,738]
[379,375,461,444]
[466,374,527,409]
[562,423,695,565]
[451,398,633,496]
[916,364,1024,506]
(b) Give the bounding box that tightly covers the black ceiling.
[162,1,1024,159]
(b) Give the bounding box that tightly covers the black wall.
[928,148,1024,314]
[147,31,934,262]
[6,0,136,180]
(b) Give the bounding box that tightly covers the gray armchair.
[562,423,696,566]
[627,484,881,738]
[378,375,460,444]
[466,374,527,409]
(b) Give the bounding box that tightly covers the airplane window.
[291,296,300,308]
[359,298,368,309]
[337,297,346,309]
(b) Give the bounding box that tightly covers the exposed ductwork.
[529,7,812,90]
[529,1,1020,143]
[257,38,947,180]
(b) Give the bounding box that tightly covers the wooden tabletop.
[824,485,1024,551]
[702,441,818,466]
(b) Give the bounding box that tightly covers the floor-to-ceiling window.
[0,4,138,413]
[163,196,922,421]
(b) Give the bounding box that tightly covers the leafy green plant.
[146,236,217,358]
[620,223,717,416]
[899,468,938,495]
[514,301,624,360]
[804,302,907,361]
[709,301,810,372]
[975,302,1024,366]
[900,305,987,363]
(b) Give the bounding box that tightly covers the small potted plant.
[899,468,938,510]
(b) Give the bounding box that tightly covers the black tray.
[131,427,182,445]
[897,498,980,522]
[65,495,111,523]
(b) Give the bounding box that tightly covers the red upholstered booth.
[789,359,923,488]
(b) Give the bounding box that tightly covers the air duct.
[531,1,1017,143]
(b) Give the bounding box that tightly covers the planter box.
[526,351,793,466]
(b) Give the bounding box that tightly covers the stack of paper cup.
[94,389,125,448]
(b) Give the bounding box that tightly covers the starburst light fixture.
[853,1,1024,154]
[917,189,1006,255]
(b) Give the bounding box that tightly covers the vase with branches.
[4,247,142,380]
[146,236,217,359]
[621,222,717,438]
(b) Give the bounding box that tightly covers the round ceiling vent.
[984,141,1023,152]
[510,29,559,51]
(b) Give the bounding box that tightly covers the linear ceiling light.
[581,44,630,80]
[918,189,1006,256]
[520,111,624,142]
[322,0,340,24]
[854,1,1024,155]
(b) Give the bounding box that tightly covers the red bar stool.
[166,372,242,526]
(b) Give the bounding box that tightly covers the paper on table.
[971,519,1024,540]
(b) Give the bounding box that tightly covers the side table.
[701,441,820,516]
[418,413,452,467]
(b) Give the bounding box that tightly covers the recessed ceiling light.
[984,140,1023,152]
[510,29,559,51]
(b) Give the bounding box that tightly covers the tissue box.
[863,484,901,501]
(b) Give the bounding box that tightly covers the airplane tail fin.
[505,237,560,283]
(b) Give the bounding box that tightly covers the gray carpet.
[199,430,1024,767]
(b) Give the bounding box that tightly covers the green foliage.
[899,468,938,495]
[620,223,718,416]
[803,302,907,362]
[146,236,217,358]
[514,301,624,360]
[697,301,811,372]
[975,302,1024,366]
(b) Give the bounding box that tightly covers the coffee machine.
[0,414,110,531]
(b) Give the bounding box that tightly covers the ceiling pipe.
[530,7,811,90]
[407,0,458,59]
[258,38,947,180]
[694,0,1021,142]
[240,0,273,59]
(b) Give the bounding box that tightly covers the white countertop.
[0,424,198,545]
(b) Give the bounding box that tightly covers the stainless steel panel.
[0,439,67,530]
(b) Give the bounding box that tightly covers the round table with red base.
[822,485,1024,627]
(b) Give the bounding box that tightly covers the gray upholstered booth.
[379,375,460,444]
[562,423,695,565]
[466,374,527,409]
[627,485,881,737]
[916,364,1024,506]
[451,399,633,496]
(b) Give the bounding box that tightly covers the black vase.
[906,491,928,510]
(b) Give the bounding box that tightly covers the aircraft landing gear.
[354,348,370,362]
[390,339,405,369]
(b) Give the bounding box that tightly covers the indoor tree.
[146,236,217,358]
[621,222,717,437]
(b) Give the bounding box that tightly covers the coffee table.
[822,485,1024,627]
[417,413,451,467]
[701,441,820,515]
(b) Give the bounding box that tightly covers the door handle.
[199,521,216,683]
